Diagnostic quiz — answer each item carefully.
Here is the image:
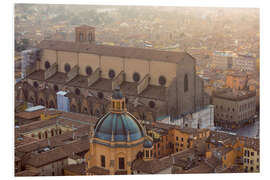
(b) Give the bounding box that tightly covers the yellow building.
[242,138,259,172]
[85,87,150,175]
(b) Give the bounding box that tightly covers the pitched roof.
[37,40,189,64]
[63,163,86,175]
[132,156,172,174]
[26,147,69,168]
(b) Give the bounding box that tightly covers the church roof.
[36,40,189,64]
[94,112,145,142]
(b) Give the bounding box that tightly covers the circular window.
[64,64,71,73]
[54,85,59,92]
[159,76,166,86]
[97,92,104,99]
[49,101,55,108]
[149,101,155,108]
[108,69,115,79]
[133,72,141,82]
[33,81,39,88]
[45,61,50,70]
[75,88,81,95]
[85,66,92,75]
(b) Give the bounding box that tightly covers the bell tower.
[75,25,95,43]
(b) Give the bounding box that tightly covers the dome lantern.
[111,86,126,113]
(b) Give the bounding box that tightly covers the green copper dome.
[94,112,145,142]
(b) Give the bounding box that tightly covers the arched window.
[108,69,115,79]
[119,157,125,170]
[101,155,105,168]
[59,129,62,135]
[33,81,39,88]
[51,129,54,136]
[54,85,59,92]
[71,104,77,112]
[79,32,83,41]
[45,131,48,139]
[97,92,104,99]
[75,88,80,95]
[64,64,71,73]
[38,132,41,139]
[83,107,88,114]
[49,100,55,108]
[39,99,45,106]
[149,101,155,108]
[85,66,92,75]
[45,61,50,70]
[88,33,92,41]
[184,74,188,92]
[133,72,140,82]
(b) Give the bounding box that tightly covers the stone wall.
[66,65,79,83]
[112,71,125,90]
[137,74,150,94]
[88,68,101,87]
[45,63,58,80]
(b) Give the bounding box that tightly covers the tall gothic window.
[88,33,92,41]
[119,157,125,169]
[79,32,83,41]
[184,74,188,92]
[101,155,105,168]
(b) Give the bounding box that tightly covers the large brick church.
[15,25,208,121]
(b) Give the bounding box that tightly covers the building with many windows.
[213,89,256,129]
[242,137,259,172]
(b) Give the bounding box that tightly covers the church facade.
[15,25,207,121]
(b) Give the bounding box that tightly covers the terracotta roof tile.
[64,163,86,175]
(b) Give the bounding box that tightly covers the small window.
[149,101,155,108]
[64,64,71,73]
[108,69,115,79]
[176,136,178,141]
[86,66,92,75]
[159,76,166,86]
[45,61,50,70]
[88,33,92,41]
[75,88,80,95]
[145,150,149,158]
[54,85,59,92]
[119,157,125,170]
[251,152,254,156]
[101,155,105,168]
[133,72,140,82]
[33,81,39,88]
[98,92,104,99]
